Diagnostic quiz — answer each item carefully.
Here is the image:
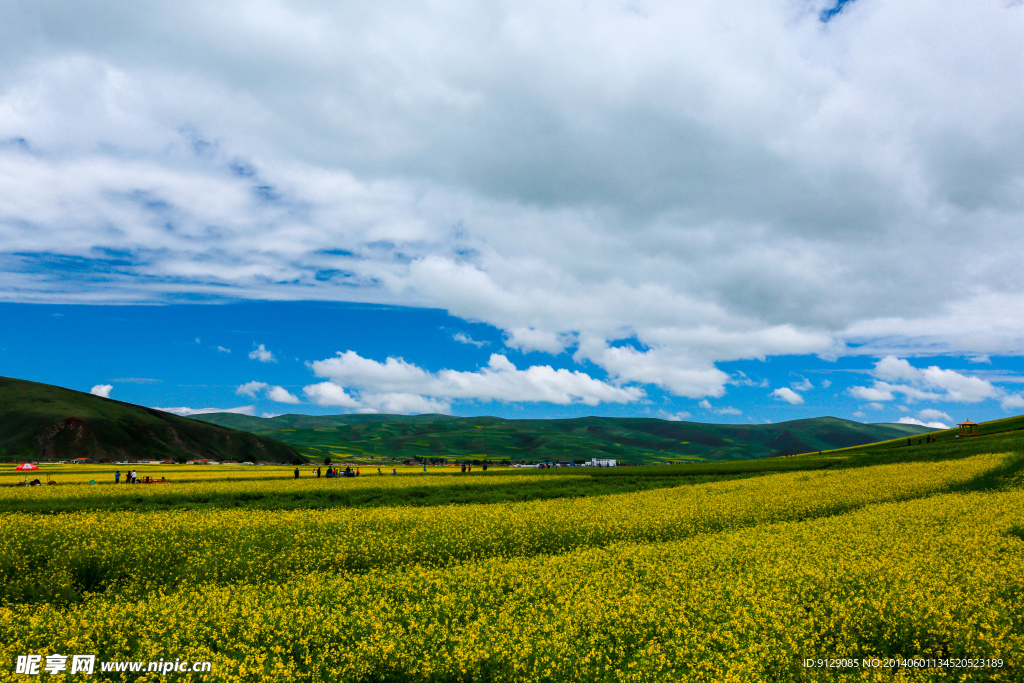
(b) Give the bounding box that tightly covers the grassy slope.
[192,412,934,464]
[0,376,303,463]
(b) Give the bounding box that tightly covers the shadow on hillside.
[940,452,1024,494]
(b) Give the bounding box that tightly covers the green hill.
[190,412,935,464]
[0,376,303,464]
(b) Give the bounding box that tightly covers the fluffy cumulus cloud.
[306,351,642,413]
[772,387,805,405]
[303,380,448,415]
[266,385,301,404]
[1,0,1022,398]
[302,382,361,408]
[248,344,276,363]
[848,356,1000,405]
[89,384,113,398]
[236,381,300,404]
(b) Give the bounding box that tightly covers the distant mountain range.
[190,411,936,464]
[0,375,938,465]
[0,376,302,463]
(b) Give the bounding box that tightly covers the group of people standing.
[321,466,358,478]
[294,466,363,478]
[114,470,165,484]
[290,462,490,478]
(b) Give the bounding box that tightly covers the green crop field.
[1,420,1022,681]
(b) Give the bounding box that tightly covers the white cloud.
[1,0,1022,385]
[730,372,769,388]
[89,384,113,398]
[968,355,991,364]
[897,417,949,429]
[694,399,740,415]
[302,382,361,408]
[357,393,451,415]
[299,347,643,412]
[1000,394,1024,410]
[867,403,885,411]
[217,346,231,353]
[504,328,568,355]
[575,340,730,398]
[849,384,895,402]
[308,351,642,406]
[249,344,276,363]
[850,357,999,405]
[790,378,813,391]
[658,410,692,421]
[236,381,269,398]
[267,386,301,404]
[917,408,952,423]
[772,387,805,405]
[237,381,301,404]
[853,411,866,418]
[157,405,255,416]
[821,379,832,389]
[453,332,487,347]
[873,356,922,383]
[919,366,998,402]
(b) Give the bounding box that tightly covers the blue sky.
[1,1,1022,428]
[2,301,1022,428]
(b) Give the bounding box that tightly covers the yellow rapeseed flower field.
[0,452,1020,682]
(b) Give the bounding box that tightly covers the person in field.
[392,467,397,475]
[294,467,299,479]
[378,467,382,475]
[461,464,466,473]
[114,471,120,484]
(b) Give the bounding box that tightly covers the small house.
[588,458,618,467]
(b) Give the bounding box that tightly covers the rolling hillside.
[0,376,303,463]
[191,412,935,463]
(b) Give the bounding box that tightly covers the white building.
[588,458,617,467]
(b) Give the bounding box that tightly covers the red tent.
[14,463,39,471]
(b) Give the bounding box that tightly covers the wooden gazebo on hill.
[957,420,979,437]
